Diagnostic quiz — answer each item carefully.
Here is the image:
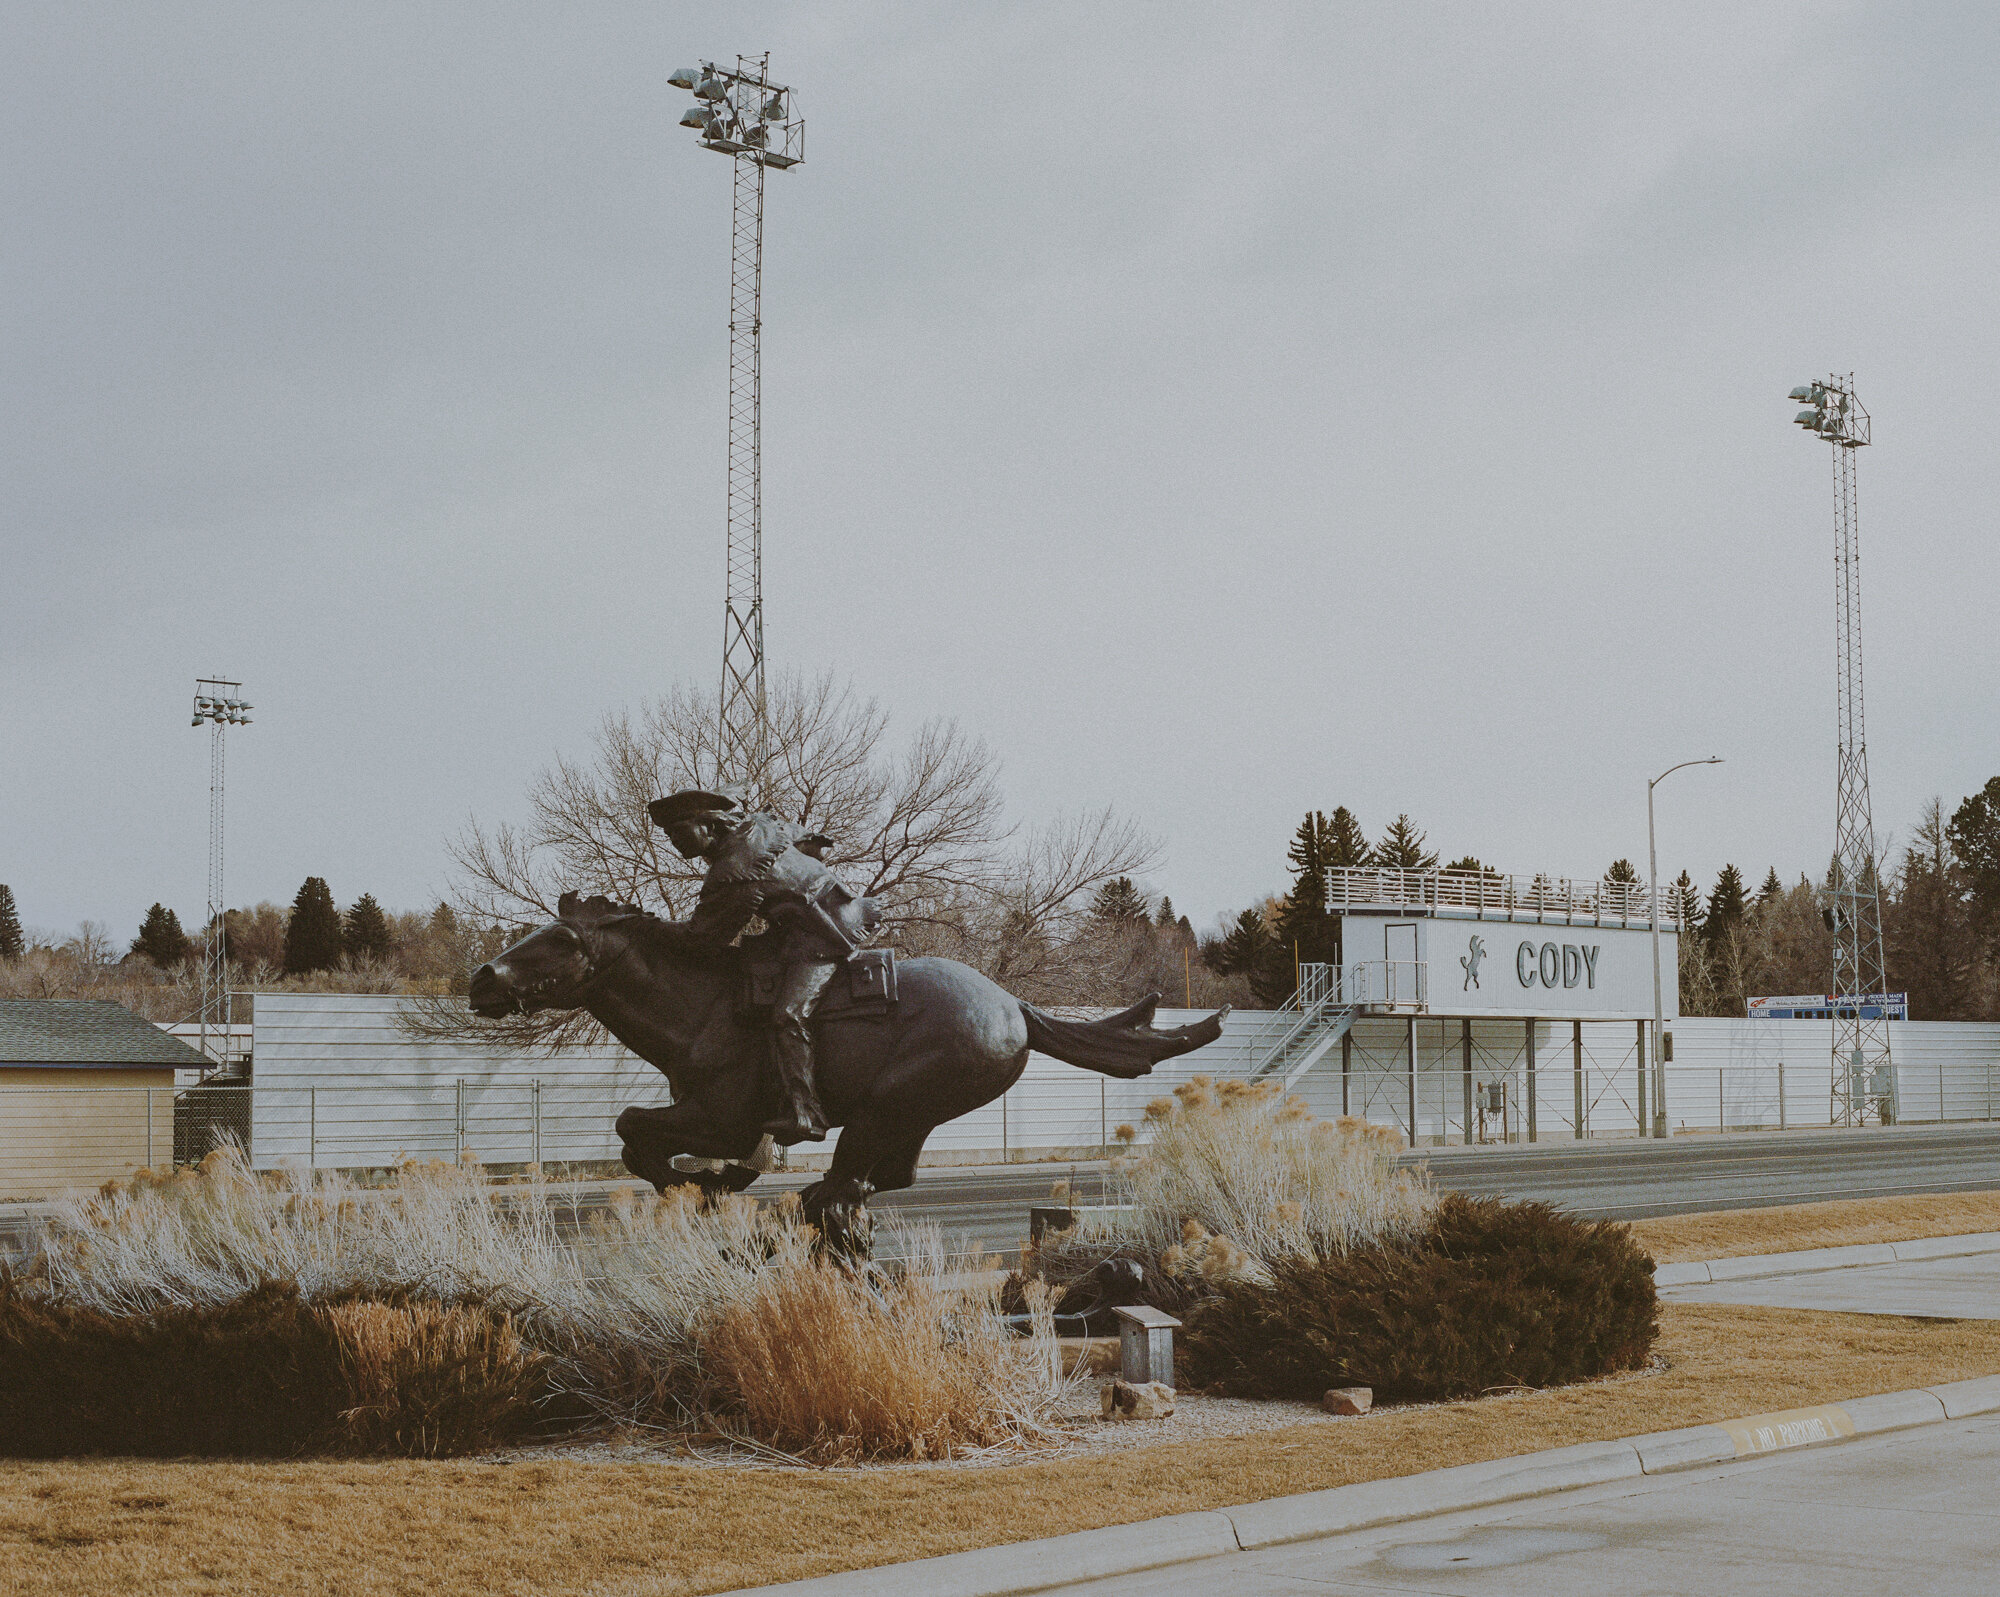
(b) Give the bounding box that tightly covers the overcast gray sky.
[4,2,1998,944]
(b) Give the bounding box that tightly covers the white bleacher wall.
[240,995,2000,1169]
[248,994,664,1169]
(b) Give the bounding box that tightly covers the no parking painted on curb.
[1721,1403,1856,1456]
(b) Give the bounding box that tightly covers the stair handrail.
[1249,968,1349,1079]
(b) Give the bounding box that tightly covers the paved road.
[1662,1249,2000,1319]
[853,1121,2000,1255]
[1065,1411,2000,1595]
[8,1123,1997,1265]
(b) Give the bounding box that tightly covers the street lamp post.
[1648,757,1721,1138]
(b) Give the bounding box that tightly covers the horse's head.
[468,892,642,1017]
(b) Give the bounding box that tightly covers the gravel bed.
[486,1355,1668,1473]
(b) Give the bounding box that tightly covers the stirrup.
[763,1113,828,1146]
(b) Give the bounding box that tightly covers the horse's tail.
[1019,993,1229,1080]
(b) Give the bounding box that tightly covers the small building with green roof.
[0,999,210,1193]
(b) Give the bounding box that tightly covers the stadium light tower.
[1788,374,1891,1125]
[191,680,253,1069]
[667,56,805,799]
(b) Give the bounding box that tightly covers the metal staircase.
[1249,964,1355,1090]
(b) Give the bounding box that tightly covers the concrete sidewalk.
[1059,1409,2000,1595]
[724,1374,2000,1595]
[1659,1232,2000,1319]
[725,1236,2000,1596]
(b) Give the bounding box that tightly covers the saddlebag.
[742,947,898,1019]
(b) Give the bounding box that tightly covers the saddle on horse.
[742,946,899,1021]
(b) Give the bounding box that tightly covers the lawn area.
[1631,1188,2000,1262]
[7,1300,2000,1597]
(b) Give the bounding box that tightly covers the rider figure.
[647,788,872,1145]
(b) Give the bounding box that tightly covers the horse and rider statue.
[468,787,1225,1255]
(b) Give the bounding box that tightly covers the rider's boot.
[763,1028,829,1145]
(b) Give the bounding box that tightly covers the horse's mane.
[555,892,734,965]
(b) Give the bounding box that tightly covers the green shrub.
[1180,1195,1658,1403]
[0,1277,551,1458]
[0,1278,346,1456]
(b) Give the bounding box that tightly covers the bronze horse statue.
[469,893,1225,1252]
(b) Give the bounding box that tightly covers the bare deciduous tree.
[428,672,1160,1038]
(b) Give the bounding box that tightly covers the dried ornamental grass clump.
[7,1147,1073,1461]
[323,1295,551,1457]
[699,1236,1074,1463]
[1029,1078,1437,1308]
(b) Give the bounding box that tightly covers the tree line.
[1195,780,2000,1021]
[113,882,498,982]
[0,878,509,1023]
[1679,781,2000,1020]
[12,705,2000,1024]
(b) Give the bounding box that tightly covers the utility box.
[1113,1304,1181,1387]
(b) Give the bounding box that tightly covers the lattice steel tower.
[1788,375,1891,1123]
[668,56,805,797]
[190,681,252,1069]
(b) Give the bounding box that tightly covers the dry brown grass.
[699,1252,1071,1463]
[6,1301,1998,1596]
[18,1151,1073,1453]
[1633,1189,2000,1263]
[324,1298,551,1459]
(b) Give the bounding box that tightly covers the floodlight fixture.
[1787,373,1868,448]
[669,56,805,171]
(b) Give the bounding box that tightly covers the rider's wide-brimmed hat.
[647,788,745,830]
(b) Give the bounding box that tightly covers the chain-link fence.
[8,1017,2000,1196]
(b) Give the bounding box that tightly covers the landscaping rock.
[1323,1386,1373,1416]
[1101,1380,1176,1420]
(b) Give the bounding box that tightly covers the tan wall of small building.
[0,1068,177,1197]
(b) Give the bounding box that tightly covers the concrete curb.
[720,1374,2000,1595]
[719,1511,1241,1597]
[1654,1230,2000,1287]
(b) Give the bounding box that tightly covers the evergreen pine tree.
[1605,859,1640,884]
[1154,894,1176,928]
[1706,864,1748,943]
[1757,867,1784,908]
[0,885,22,961]
[429,902,459,936]
[1213,906,1291,1003]
[1446,855,1501,878]
[1370,814,1438,870]
[343,893,393,961]
[1673,870,1704,936]
[1889,800,1970,1021]
[1948,777,2000,937]
[1275,811,1344,970]
[1089,877,1149,922]
[1215,907,1271,971]
[1324,807,1369,869]
[283,877,345,974]
[130,903,193,966]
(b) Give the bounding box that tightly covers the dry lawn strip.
[1632,1189,2000,1262]
[6,1302,2000,1597]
